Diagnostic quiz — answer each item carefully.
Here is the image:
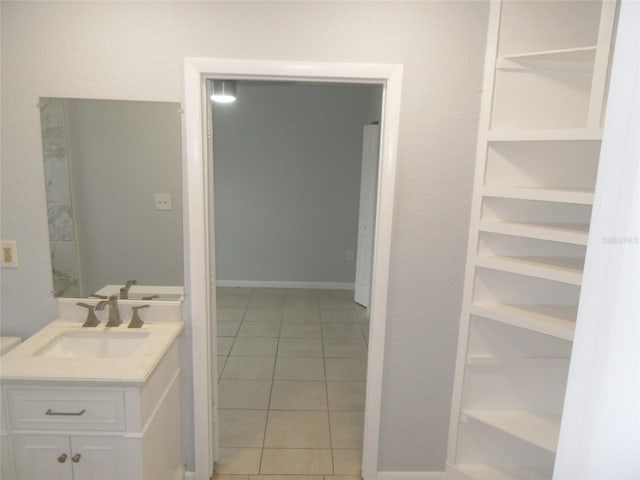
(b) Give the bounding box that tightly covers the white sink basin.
[34,330,149,359]
[1,320,183,383]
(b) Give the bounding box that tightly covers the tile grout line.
[216,297,245,380]
[257,290,282,474]
[319,298,335,476]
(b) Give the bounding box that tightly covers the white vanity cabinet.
[1,340,183,480]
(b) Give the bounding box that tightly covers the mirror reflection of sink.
[94,285,184,301]
[125,293,183,301]
[34,330,149,359]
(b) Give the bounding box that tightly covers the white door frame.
[183,57,403,480]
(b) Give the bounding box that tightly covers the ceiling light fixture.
[211,80,237,103]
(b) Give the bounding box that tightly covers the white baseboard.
[377,471,453,480]
[175,465,187,480]
[216,280,354,290]
[184,469,452,480]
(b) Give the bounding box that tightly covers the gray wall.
[213,82,381,285]
[65,99,183,295]
[0,1,488,472]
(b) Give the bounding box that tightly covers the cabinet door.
[12,434,72,480]
[70,435,128,480]
[1,433,17,480]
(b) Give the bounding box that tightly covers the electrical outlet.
[346,250,354,261]
[1,241,19,268]
[154,193,172,211]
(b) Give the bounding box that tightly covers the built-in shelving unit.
[447,1,617,478]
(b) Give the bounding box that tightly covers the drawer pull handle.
[45,408,86,416]
[57,453,68,463]
[72,453,82,463]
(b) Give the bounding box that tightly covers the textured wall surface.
[0,1,488,472]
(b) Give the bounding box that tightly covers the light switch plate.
[1,241,19,268]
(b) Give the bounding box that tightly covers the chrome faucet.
[119,280,138,299]
[96,295,122,327]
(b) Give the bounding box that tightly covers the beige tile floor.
[215,288,369,478]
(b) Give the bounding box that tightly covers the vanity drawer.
[6,388,125,431]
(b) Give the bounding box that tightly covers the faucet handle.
[128,304,150,329]
[77,302,100,327]
[120,280,138,299]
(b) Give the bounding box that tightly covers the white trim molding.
[377,471,455,480]
[216,280,355,290]
[183,57,403,480]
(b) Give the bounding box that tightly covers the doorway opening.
[184,58,403,480]
[210,80,382,476]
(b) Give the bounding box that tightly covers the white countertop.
[0,320,183,384]
[0,337,22,356]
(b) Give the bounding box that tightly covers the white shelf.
[496,46,597,71]
[479,220,589,246]
[483,186,594,205]
[470,303,576,340]
[453,463,550,480]
[476,255,583,285]
[463,410,560,453]
[467,355,569,366]
[487,128,602,142]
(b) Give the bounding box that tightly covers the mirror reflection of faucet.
[119,279,138,299]
[95,296,122,327]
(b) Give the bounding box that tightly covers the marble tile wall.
[40,98,81,297]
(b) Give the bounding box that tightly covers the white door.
[12,434,71,480]
[354,124,380,307]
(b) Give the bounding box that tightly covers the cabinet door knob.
[72,453,82,463]
[57,453,68,463]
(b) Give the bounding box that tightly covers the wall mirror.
[40,98,184,299]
